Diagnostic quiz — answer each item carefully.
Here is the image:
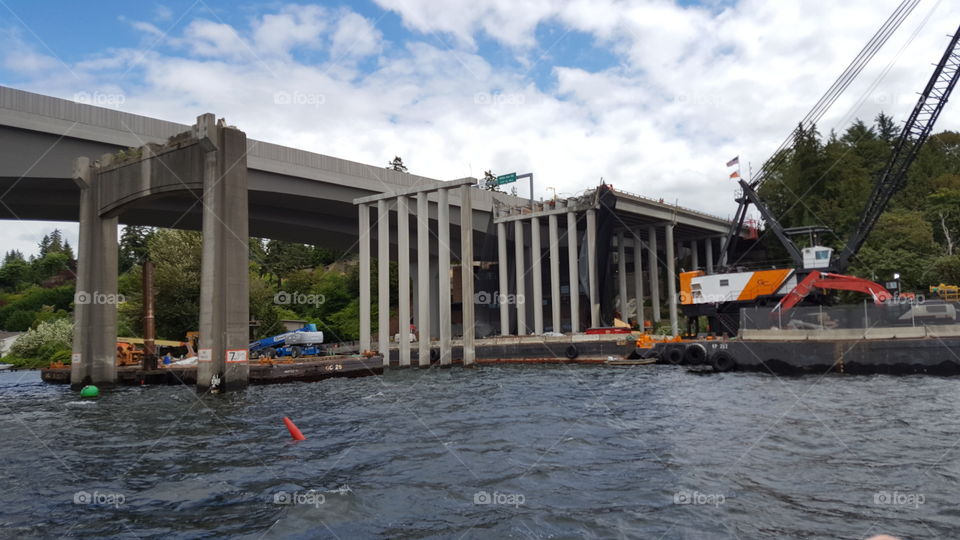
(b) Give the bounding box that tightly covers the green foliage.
[9,318,73,366]
[758,114,960,291]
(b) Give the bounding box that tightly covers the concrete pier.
[438,189,452,365]
[633,235,645,330]
[417,192,431,367]
[548,213,561,332]
[531,216,543,335]
[377,199,390,361]
[359,204,371,353]
[71,114,251,392]
[586,209,599,328]
[397,196,411,367]
[460,185,476,365]
[70,157,118,389]
[647,226,660,323]
[354,178,475,368]
[197,119,250,392]
[498,221,510,335]
[566,206,580,333]
[665,223,678,336]
[617,232,628,321]
[514,220,527,335]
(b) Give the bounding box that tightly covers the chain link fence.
[741,301,960,332]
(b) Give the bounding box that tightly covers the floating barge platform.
[642,325,960,375]
[40,354,384,386]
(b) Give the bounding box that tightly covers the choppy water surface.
[2,365,960,539]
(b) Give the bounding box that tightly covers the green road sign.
[496,172,517,185]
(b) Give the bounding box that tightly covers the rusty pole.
[143,260,156,370]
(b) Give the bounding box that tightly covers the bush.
[3,309,34,331]
[10,318,73,359]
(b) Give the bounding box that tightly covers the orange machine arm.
[774,271,892,314]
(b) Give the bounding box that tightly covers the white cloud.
[251,5,328,58]
[3,0,960,234]
[330,11,383,59]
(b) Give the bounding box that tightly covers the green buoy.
[79,385,99,398]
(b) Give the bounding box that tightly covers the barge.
[40,354,384,386]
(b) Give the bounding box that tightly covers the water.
[2,366,960,539]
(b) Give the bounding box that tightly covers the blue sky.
[1,0,959,256]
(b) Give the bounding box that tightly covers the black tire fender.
[565,345,579,359]
[430,348,440,362]
[684,343,707,365]
[665,345,685,365]
[711,350,736,372]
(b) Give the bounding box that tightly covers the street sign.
[496,172,517,185]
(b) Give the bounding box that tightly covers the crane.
[682,20,960,333]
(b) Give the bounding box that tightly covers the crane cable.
[750,0,922,189]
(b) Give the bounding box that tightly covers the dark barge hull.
[648,337,960,375]
[40,355,384,386]
[384,335,638,367]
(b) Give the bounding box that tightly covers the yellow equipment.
[930,284,960,302]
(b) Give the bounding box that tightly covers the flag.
[726,156,740,167]
[730,171,740,179]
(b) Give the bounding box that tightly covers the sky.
[2,0,960,257]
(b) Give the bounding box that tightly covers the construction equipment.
[684,18,960,335]
[249,324,325,359]
[930,284,960,302]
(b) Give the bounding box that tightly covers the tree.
[387,156,408,173]
[263,240,314,288]
[119,225,155,273]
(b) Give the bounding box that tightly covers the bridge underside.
[0,177,364,249]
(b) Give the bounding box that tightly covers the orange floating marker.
[283,417,306,441]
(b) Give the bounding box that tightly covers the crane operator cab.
[802,246,833,270]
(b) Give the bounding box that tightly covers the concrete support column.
[197,120,249,392]
[359,203,371,353]
[617,231,628,322]
[706,237,714,274]
[548,214,561,333]
[417,192,431,367]
[566,207,580,333]
[377,199,390,362]
[648,226,661,323]
[633,236,645,331]
[460,186,475,365]
[438,189,452,365]
[586,209,600,328]
[397,196,411,367]
[70,157,118,389]
[531,217,544,334]
[665,223,679,336]
[691,239,699,270]
[514,220,527,335]
[497,221,510,335]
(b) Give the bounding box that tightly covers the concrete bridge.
[0,85,733,391]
